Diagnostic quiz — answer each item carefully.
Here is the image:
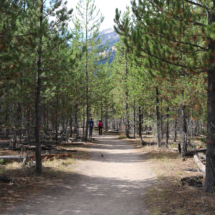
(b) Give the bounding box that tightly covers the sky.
[67,0,132,31]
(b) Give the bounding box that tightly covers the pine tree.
[73,0,105,140]
[20,0,73,173]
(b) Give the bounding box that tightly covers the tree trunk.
[82,105,85,139]
[205,58,215,191]
[160,98,163,140]
[165,106,169,148]
[55,93,58,144]
[125,50,129,138]
[112,105,115,130]
[70,116,73,137]
[13,129,16,149]
[5,102,9,138]
[105,107,108,132]
[133,100,136,138]
[174,118,177,142]
[35,1,43,173]
[75,103,79,138]
[156,87,161,147]
[181,91,187,157]
[17,103,21,140]
[139,107,142,137]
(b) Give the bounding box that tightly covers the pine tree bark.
[181,91,187,157]
[112,105,115,130]
[5,102,9,138]
[133,100,136,138]
[125,50,129,138]
[139,107,142,137]
[174,118,177,142]
[82,105,85,139]
[156,87,161,147]
[70,116,73,137]
[75,103,79,138]
[35,1,43,173]
[160,98,163,140]
[105,107,108,132]
[165,106,169,148]
[55,93,58,144]
[205,8,215,192]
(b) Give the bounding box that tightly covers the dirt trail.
[5,134,155,215]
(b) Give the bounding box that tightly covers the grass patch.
[176,209,186,215]
[118,134,126,139]
[0,165,5,174]
[151,207,161,215]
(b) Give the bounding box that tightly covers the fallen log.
[0,155,26,162]
[142,131,152,135]
[107,130,120,134]
[174,146,207,156]
[62,143,83,146]
[9,145,56,151]
[56,149,77,153]
[198,152,206,160]
[30,153,76,161]
[0,176,14,183]
[0,142,10,147]
[22,141,58,145]
[185,148,207,156]
[194,154,206,175]
[199,134,207,138]
[185,168,198,172]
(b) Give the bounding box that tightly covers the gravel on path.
[4,134,155,215]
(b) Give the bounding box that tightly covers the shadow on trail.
[76,135,179,164]
[5,173,156,215]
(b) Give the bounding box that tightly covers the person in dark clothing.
[98,119,103,135]
[89,118,94,137]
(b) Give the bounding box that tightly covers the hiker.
[98,119,103,135]
[89,118,94,137]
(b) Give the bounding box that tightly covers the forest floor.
[0,140,91,213]
[121,134,215,215]
[1,132,214,215]
[1,132,154,215]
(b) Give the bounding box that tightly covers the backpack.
[99,121,103,127]
[90,121,93,127]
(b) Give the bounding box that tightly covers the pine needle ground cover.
[125,136,215,215]
[0,144,90,213]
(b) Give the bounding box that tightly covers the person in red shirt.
[98,119,103,135]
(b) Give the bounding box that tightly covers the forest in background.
[1,0,215,193]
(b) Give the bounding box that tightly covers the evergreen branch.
[0,34,32,38]
[139,47,191,69]
[184,0,209,11]
[161,9,207,27]
[141,23,208,51]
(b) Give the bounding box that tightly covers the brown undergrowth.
[124,135,215,215]
[0,143,91,213]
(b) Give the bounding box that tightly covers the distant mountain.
[99,28,119,47]
[98,28,120,64]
